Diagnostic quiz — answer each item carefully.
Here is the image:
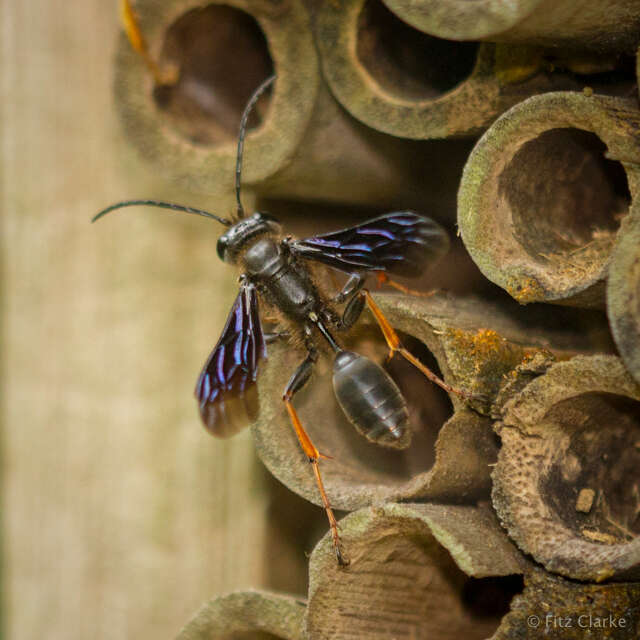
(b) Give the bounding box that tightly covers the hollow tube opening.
[499,128,630,280]
[383,331,455,467]
[356,0,478,101]
[541,392,640,543]
[153,4,274,145]
[309,523,523,640]
[462,574,524,623]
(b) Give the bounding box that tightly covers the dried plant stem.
[381,0,640,51]
[458,91,640,307]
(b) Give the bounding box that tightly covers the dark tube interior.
[153,4,274,145]
[356,0,478,101]
[500,128,630,271]
[462,575,524,620]
[541,392,640,541]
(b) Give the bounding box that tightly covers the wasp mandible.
[96,4,475,566]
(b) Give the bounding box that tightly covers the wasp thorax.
[243,237,283,278]
[216,212,281,263]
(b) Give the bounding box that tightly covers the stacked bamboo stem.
[380,0,640,51]
[113,0,474,211]
[458,92,640,307]
[106,0,640,637]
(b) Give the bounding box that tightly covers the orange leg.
[362,289,474,400]
[120,0,178,86]
[283,395,348,566]
[375,272,437,298]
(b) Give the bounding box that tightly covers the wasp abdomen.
[333,351,411,449]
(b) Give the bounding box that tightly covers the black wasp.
[95,73,473,566]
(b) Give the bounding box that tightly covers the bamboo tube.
[381,0,640,51]
[114,0,469,209]
[458,92,640,308]
[492,355,640,582]
[607,209,640,385]
[306,503,525,640]
[249,293,610,512]
[176,590,306,640]
[492,568,640,639]
[311,0,593,139]
[306,504,640,638]
[114,0,312,193]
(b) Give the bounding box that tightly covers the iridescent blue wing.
[194,284,266,437]
[290,212,449,278]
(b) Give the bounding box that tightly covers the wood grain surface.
[1,2,281,637]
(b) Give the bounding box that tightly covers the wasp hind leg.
[282,336,349,566]
[361,289,476,401]
[336,272,434,331]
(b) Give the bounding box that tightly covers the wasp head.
[216,212,281,264]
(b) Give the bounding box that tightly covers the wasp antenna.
[92,199,233,226]
[235,74,276,220]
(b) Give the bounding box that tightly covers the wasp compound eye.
[216,234,230,262]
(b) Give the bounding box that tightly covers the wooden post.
[1,1,275,638]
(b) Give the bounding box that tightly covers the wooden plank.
[1,2,274,637]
